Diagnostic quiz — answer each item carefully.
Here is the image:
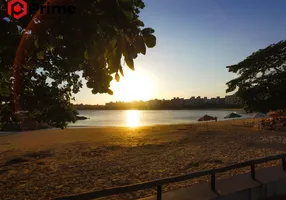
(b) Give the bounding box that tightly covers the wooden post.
[157,185,162,200]
[211,171,216,192]
[251,165,255,179]
[282,158,286,171]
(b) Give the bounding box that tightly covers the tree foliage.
[226,40,286,113]
[0,0,156,130]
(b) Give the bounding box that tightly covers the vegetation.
[226,40,286,113]
[0,0,156,130]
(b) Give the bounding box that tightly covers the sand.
[0,119,286,199]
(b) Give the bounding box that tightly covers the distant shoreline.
[75,108,244,111]
[0,116,248,134]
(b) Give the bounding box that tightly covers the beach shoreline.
[0,119,285,199]
[0,117,243,134]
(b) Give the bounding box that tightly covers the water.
[68,109,247,128]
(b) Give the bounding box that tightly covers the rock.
[76,116,89,120]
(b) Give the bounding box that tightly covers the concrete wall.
[142,166,286,200]
[218,178,286,200]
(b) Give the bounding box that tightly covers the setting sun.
[112,69,154,102]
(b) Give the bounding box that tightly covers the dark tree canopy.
[0,0,156,130]
[226,40,286,113]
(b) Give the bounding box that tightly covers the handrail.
[55,153,286,200]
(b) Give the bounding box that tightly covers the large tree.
[226,40,286,113]
[0,0,156,130]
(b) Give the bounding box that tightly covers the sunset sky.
[74,0,286,105]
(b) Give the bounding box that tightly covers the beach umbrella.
[224,112,242,119]
[224,112,242,126]
[252,112,270,119]
[197,115,216,131]
[197,115,216,121]
[251,112,271,129]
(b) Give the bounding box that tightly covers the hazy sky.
[74,0,286,105]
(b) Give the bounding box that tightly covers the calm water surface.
[68,110,247,127]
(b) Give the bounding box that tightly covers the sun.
[112,69,154,102]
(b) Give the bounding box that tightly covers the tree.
[226,40,286,113]
[0,0,156,130]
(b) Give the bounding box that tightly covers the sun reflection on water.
[126,110,140,127]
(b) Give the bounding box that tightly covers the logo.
[8,0,28,20]
[7,0,76,20]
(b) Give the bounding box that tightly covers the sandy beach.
[1,119,286,199]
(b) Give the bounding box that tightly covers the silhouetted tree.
[0,0,156,130]
[226,40,286,113]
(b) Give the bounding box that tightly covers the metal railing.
[56,153,286,200]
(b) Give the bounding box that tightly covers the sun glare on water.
[126,110,140,127]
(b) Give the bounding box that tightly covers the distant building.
[161,99,170,108]
[171,97,184,107]
[104,95,238,109]
[148,99,161,107]
[219,98,226,105]
[203,97,208,104]
[209,98,217,104]
[196,96,203,105]
[215,96,221,104]
[105,102,114,107]
[184,98,195,106]
[225,95,238,105]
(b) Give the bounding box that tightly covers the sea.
[68,109,248,128]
